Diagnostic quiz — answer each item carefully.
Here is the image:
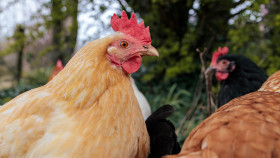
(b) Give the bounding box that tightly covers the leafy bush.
[140,82,208,145]
[0,67,51,105]
[0,82,39,105]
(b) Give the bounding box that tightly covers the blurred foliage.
[0,67,51,105]
[130,0,280,143]
[46,0,79,64]
[0,25,26,56]
[128,0,242,82]
[0,25,26,82]
[149,84,191,109]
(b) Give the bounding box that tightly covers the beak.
[205,66,216,77]
[140,45,159,57]
[206,66,216,73]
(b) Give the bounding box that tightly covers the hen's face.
[213,59,236,81]
[107,34,158,74]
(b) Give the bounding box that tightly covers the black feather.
[217,54,268,107]
[146,105,181,158]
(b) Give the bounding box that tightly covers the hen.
[0,11,158,158]
[48,59,64,81]
[163,70,280,158]
[208,46,267,107]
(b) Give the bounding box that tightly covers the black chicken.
[145,105,181,158]
[208,47,268,107]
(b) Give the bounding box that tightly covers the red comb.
[210,46,229,66]
[111,10,151,45]
[56,59,63,69]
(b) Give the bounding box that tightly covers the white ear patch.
[107,46,118,55]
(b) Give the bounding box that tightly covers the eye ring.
[120,41,128,48]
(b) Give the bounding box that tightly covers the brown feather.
[164,91,280,158]
[259,70,280,92]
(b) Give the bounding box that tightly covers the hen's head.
[48,59,64,81]
[107,11,158,74]
[209,47,236,81]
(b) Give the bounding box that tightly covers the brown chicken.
[0,11,158,158]
[164,70,280,158]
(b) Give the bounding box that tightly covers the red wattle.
[215,72,229,81]
[108,54,121,67]
[122,55,142,74]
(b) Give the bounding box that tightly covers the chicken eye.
[120,41,128,48]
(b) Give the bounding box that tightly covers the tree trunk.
[49,0,78,65]
[15,26,25,83]
[63,0,78,63]
[49,0,63,64]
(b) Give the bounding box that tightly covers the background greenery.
[0,0,279,145]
